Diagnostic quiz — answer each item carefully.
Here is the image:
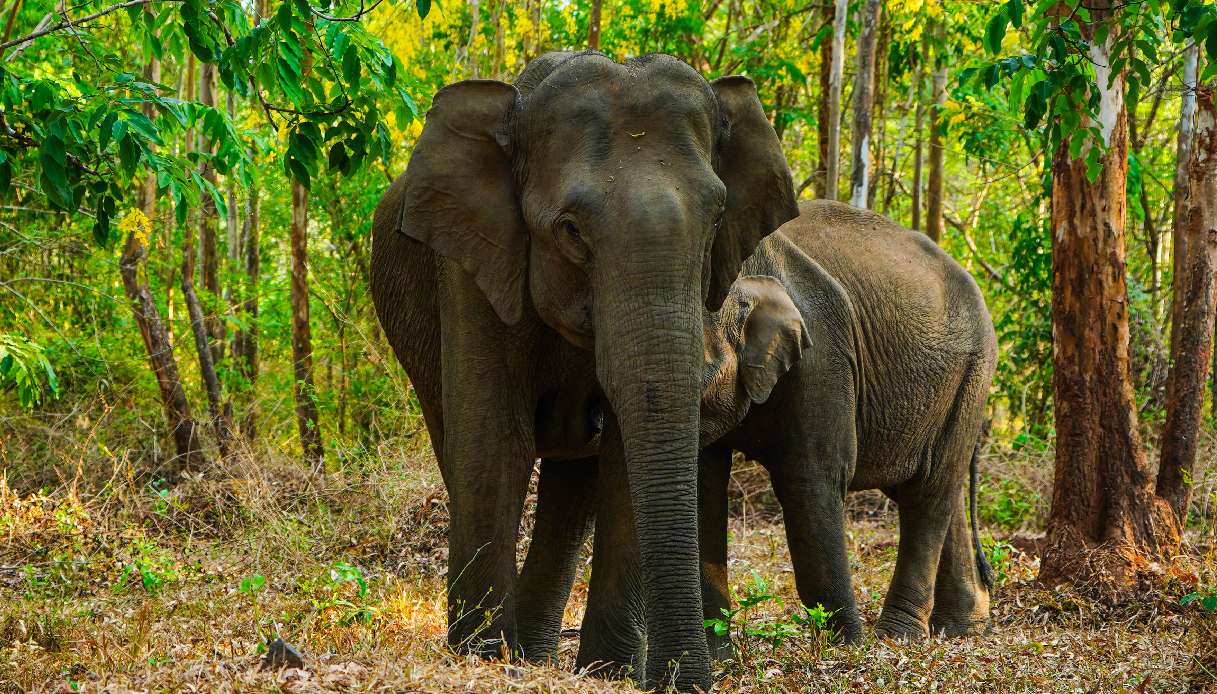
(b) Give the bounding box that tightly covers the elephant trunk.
[594,251,711,691]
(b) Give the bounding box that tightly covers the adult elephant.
[370,51,797,690]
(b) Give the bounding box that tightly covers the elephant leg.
[699,444,733,661]
[875,480,954,640]
[768,456,864,643]
[438,265,537,656]
[576,416,646,680]
[515,457,598,663]
[929,495,991,636]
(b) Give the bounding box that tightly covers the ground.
[1,439,1214,693]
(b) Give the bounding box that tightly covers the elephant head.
[395,52,797,688]
[700,275,810,446]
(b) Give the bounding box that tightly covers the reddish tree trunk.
[291,181,323,467]
[588,0,601,49]
[1040,14,1179,588]
[814,2,832,199]
[1157,84,1217,524]
[926,21,946,243]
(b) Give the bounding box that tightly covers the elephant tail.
[970,437,994,590]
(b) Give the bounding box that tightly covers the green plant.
[983,538,1015,587]
[979,478,1040,529]
[310,561,376,625]
[117,539,179,594]
[1181,585,1217,613]
[703,572,837,654]
[0,334,59,409]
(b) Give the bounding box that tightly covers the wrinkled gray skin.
[369,50,797,690]
[527,201,997,665]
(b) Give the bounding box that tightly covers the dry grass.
[1,437,1215,693]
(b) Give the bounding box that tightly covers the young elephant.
[693,201,996,649]
[521,201,996,669]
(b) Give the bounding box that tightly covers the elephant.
[369,50,798,690]
[524,199,997,664]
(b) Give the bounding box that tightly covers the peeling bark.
[1157,83,1217,525]
[1040,9,1180,589]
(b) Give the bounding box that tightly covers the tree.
[1034,1,1178,586]
[291,180,323,467]
[926,20,946,242]
[1157,81,1217,524]
[588,0,601,50]
[824,0,847,201]
[849,0,882,208]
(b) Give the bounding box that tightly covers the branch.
[0,0,181,51]
[307,0,384,22]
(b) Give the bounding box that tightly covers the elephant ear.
[708,76,800,311]
[737,276,810,405]
[399,80,527,325]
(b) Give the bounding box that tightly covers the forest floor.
[1,437,1215,693]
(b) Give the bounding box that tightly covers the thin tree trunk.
[182,186,231,459]
[1040,11,1180,588]
[1171,44,1200,352]
[825,0,847,201]
[814,2,832,199]
[197,63,224,363]
[588,0,601,49]
[234,187,260,437]
[926,22,947,242]
[466,0,479,77]
[1157,83,1217,525]
[291,181,323,468]
[868,7,889,211]
[121,230,206,473]
[848,0,881,208]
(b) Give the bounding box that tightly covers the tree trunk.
[120,54,205,473]
[233,187,260,437]
[926,22,947,242]
[1171,44,1200,353]
[1157,83,1217,525]
[848,0,881,208]
[1040,13,1180,589]
[466,0,479,78]
[118,54,205,474]
[291,181,323,467]
[825,0,847,201]
[814,2,832,199]
[588,0,601,49]
[182,185,231,459]
[197,63,224,363]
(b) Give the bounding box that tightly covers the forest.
[0,0,1215,690]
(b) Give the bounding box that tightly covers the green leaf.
[39,135,74,209]
[416,0,431,19]
[985,10,1009,55]
[1006,0,1023,29]
[342,45,361,88]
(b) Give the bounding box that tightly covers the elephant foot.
[832,614,865,645]
[875,605,930,641]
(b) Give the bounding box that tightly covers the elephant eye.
[560,219,582,241]
[555,217,591,265]
[714,207,725,229]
